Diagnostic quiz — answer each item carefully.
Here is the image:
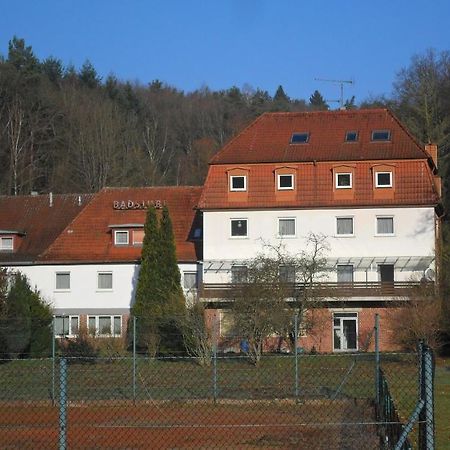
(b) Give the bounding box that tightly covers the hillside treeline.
[0,37,331,195]
[1,37,450,205]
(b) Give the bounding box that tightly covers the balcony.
[200,281,430,302]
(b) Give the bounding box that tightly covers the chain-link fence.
[0,344,435,448]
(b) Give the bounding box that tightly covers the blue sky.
[1,0,449,105]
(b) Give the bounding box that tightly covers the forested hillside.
[1,37,449,204]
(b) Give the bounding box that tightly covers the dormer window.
[336,173,352,189]
[230,175,247,191]
[371,130,391,141]
[114,230,129,245]
[0,236,13,251]
[291,132,309,144]
[278,174,294,190]
[345,131,358,142]
[375,171,392,188]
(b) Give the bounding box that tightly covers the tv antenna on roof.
[314,78,354,110]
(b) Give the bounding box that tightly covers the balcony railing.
[200,281,429,300]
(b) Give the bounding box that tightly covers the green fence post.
[58,358,67,450]
[133,316,137,403]
[423,344,435,450]
[212,317,218,402]
[294,313,299,399]
[375,313,380,406]
[52,315,56,406]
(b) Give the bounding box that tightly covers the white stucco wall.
[9,262,200,314]
[202,207,436,283]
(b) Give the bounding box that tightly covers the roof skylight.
[291,132,309,144]
[371,130,391,141]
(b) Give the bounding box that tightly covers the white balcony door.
[333,312,358,351]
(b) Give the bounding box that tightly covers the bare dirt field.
[0,399,380,449]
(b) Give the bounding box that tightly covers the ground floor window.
[54,315,79,337]
[88,315,122,337]
[333,312,358,351]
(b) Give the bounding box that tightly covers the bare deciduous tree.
[230,233,330,364]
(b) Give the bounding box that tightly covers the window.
[336,217,354,236]
[337,265,354,283]
[230,175,246,191]
[345,131,358,142]
[0,236,13,250]
[55,272,70,290]
[277,174,294,190]
[278,218,296,237]
[377,217,394,235]
[230,219,248,237]
[97,272,113,290]
[333,312,358,351]
[193,228,202,239]
[291,132,309,143]
[88,315,122,336]
[336,173,352,189]
[54,315,79,337]
[231,265,248,283]
[279,265,296,283]
[183,272,197,290]
[371,130,391,141]
[375,171,392,187]
[114,230,129,245]
[133,229,144,245]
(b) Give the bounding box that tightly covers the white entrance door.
[333,312,358,351]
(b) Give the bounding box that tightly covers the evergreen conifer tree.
[132,206,162,352]
[158,206,186,354]
[309,90,329,110]
[131,205,186,355]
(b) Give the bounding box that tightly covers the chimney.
[425,144,438,168]
[30,191,38,196]
[49,192,53,207]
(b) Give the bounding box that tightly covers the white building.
[197,109,441,352]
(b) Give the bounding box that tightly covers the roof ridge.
[258,108,389,117]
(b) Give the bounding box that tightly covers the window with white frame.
[97,272,113,290]
[183,272,197,290]
[335,173,352,189]
[231,265,248,283]
[336,217,354,236]
[0,236,13,250]
[88,315,122,336]
[55,272,70,290]
[337,265,354,283]
[54,315,79,337]
[278,218,296,237]
[230,219,248,237]
[375,171,392,187]
[377,216,394,235]
[230,175,247,191]
[277,174,294,190]
[114,230,129,245]
[279,265,296,283]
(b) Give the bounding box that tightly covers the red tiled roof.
[198,160,439,210]
[40,187,203,263]
[199,109,439,210]
[0,194,93,263]
[210,109,428,165]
